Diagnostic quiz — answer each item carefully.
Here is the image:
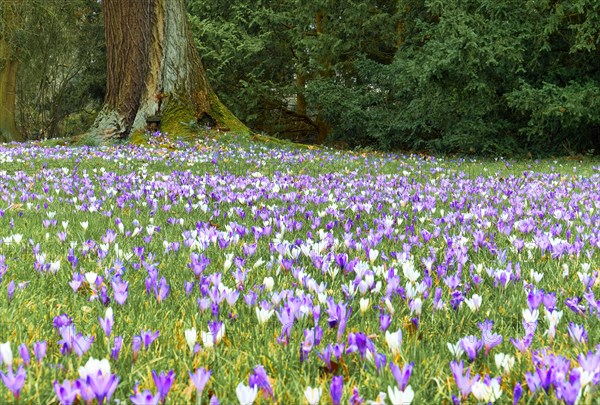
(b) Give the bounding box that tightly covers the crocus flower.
[33,341,47,363]
[185,328,197,353]
[459,336,481,361]
[18,343,30,366]
[0,365,26,399]
[99,307,114,338]
[471,378,502,403]
[387,385,414,405]
[380,313,392,332]
[390,361,413,391]
[350,386,364,405]
[7,280,15,302]
[111,279,129,305]
[140,330,160,349]
[132,336,142,362]
[494,353,515,374]
[53,379,79,405]
[568,323,588,345]
[255,307,274,324]
[111,336,123,361]
[0,342,12,367]
[304,386,322,405]
[330,376,343,405]
[190,368,211,397]
[236,382,258,405]
[130,389,160,405]
[152,370,175,401]
[450,360,479,399]
[248,365,273,399]
[512,382,522,405]
[385,329,402,356]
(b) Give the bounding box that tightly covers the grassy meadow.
[1,133,600,404]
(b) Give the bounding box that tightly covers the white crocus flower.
[78,357,111,380]
[494,353,515,374]
[465,294,482,312]
[185,328,197,352]
[236,382,258,405]
[201,331,214,349]
[387,385,414,405]
[368,249,379,264]
[0,342,12,367]
[447,341,464,359]
[522,308,539,324]
[255,307,274,324]
[385,329,402,356]
[360,298,370,314]
[530,269,544,283]
[263,277,274,292]
[304,386,322,405]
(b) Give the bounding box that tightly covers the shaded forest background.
[2,0,599,156]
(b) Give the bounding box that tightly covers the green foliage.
[188,0,599,156]
[2,0,105,140]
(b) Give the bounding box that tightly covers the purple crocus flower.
[99,308,114,338]
[350,386,364,405]
[379,313,392,332]
[18,343,30,366]
[130,389,160,405]
[326,298,351,341]
[140,330,160,349]
[184,281,194,296]
[111,279,129,305]
[87,372,119,405]
[7,280,15,302]
[73,334,94,357]
[374,352,387,374]
[53,379,79,405]
[347,332,375,360]
[567,323,588,344]
[33,341,46,363]
[479,319,503,356]
[512,382,522,405]
[152,370,175,401]
[450,360,479,399]
[74,379,95,403]
[556,370,581,405]
[0,365,26,399]
[390,361,413,391]
[190,368,212,397]
[69,273,84,292]
[330,375,343,405]
[111,336,123,361]
[459,336,482,361]
[154,276,170,302]
[249,365,273,398]
[132,336,142,362]
[53,314,73,329]
[527,290,543,310]
[317,345,333,370]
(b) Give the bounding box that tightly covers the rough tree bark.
[0,1,24,142]
[86,0,246,143]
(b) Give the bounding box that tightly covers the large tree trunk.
[87,0,246,143]
[0,2,24,143]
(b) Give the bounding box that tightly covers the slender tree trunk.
[87,0,246,143]
[0,2,24,142]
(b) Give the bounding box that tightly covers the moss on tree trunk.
[85,0,248,145]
